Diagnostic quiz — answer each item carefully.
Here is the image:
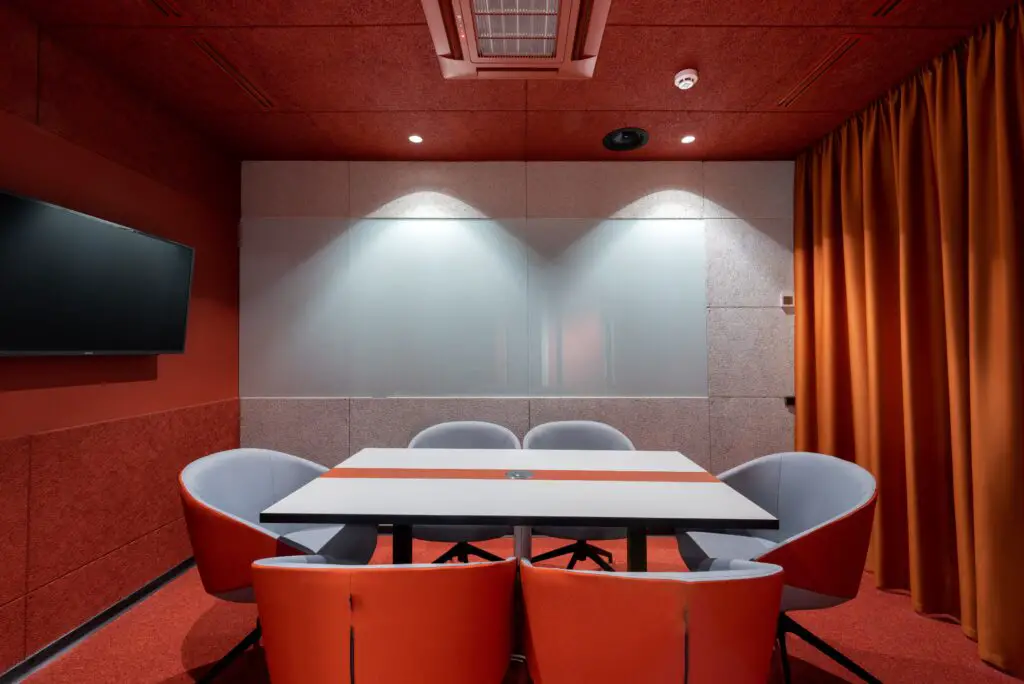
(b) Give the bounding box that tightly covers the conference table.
[261,448,778,571]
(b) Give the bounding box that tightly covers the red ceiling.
[12,0,1018,161]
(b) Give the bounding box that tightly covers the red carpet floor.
[23,537,1019,684]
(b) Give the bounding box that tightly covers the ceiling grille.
[472,0,560,58]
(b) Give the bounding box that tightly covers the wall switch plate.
[781,293,795,307]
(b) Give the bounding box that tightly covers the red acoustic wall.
[0,4,240,672]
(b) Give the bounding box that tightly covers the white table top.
[261,448,778,530]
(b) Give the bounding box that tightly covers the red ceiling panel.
[37,35,239,208]
[607,0,1019,28]
[199,27,526,112]
[784,27,967,112]
[10,0,168,27]
[196,111,336,158]
[527,26,848,111]
[50,28,269,113]
[309,111,528,161]
[525,110,845,160]
[0,3,39,122]
[10,0,1013,160]
[175,0,426,27]
[12,0,425,27]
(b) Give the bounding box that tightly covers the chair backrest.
[522,421,634,451]
[179,448,327,598]
[521,559,783,684]
[253,556,517,684]
[721,452,877,602]
[409,421,521,449]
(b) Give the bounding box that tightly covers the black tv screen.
[0,190,194,356]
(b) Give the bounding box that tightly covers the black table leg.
[626,526,647,571]
[392,524,413,564]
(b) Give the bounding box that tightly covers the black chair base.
[777,613,881,684]
[432,541,504,564]
[530,540,615,572]
[198,620,261,683]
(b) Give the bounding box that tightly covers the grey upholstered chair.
[524,421,634,571]
[409,421,519,563]
[676,452,879,684]
[179,448,378,681]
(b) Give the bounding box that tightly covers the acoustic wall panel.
[241,398,350,468]
[702,161,795,220]
[709,397,794,473]
[707,307,795,397]
[526,162,703,219]
[349,398,531,454]
[706,217,794,307]
[349,162,526,219]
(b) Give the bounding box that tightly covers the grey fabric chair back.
[180,448,327,529]
[721,452,876,543]
[523,420,634,451]
[409,421,521,449]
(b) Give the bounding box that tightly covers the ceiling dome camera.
[602,127,649,152]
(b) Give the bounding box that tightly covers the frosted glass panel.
[344,219,530,396]
[241,218,356,396]
[241,217,708,397]
[523,219,707,396]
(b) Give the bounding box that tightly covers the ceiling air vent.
[421,0,612,79]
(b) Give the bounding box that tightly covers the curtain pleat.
[794,3,1024,675]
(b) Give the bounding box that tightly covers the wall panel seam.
[25,517,186,596]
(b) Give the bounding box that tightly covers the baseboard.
[0,558,196,683]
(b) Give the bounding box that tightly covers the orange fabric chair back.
[521,560,783,684]
[180,481,296,597]
[253,557,517,684]
[759,491,877,600]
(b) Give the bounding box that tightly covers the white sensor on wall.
[674,69,699,90]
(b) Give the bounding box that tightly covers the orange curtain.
[794,3,1024,676]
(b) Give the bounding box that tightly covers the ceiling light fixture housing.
[409,134,424,143]
[421,0,612,79]
[603,127,649,152]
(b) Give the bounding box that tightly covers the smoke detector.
[674,68,699,90]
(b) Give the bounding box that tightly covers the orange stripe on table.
[320,468,719,483]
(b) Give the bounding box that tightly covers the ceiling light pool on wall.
[408,135,424,143]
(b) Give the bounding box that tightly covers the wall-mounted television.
[0,190,194,356]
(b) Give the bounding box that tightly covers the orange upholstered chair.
[179,449,378,681]
[252,556,517,684]
[676,452,878,683]
[521,558,784,684]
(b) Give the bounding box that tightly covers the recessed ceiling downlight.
[408,134,423,144]
[681,135,696,144]
[602,127,649,152]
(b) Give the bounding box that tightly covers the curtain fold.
[795,3,1024,675]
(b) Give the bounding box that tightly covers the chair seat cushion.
[676,531,777,563]
[280,524,378,563]
[412,524,512,543]
[533,526,627,541]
